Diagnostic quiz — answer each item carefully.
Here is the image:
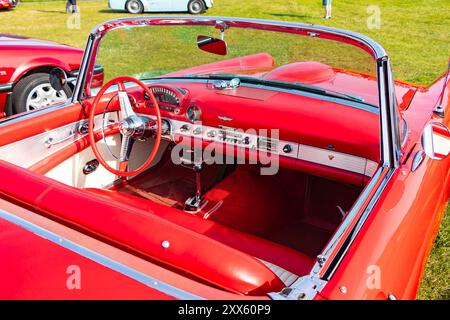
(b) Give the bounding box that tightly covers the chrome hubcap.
[191,2,201,12]
[128,1,140,12]
[26,83,68,111]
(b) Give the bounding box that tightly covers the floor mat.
[119,178,195,209]
[115,156,230,209]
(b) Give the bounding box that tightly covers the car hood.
[0,34,76,50]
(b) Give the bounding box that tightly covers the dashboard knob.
[243,136,251,145]
[283,144,292,153]
[207,130,216,138]
[180,124,190,132]
[161,120,170,135]
[193,127,202,135]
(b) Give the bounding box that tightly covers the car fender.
[10,57,73,84]
[204,0,214,9]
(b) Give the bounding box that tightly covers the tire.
[125,0,144,14]
[12,73,72,115]
[188,0,205,14]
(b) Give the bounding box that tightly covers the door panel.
[0,102,85,147]
[0,111,119,169]
[45,134,121,189]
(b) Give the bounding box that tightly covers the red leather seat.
[0,160,314,295]
[86,188,315,278]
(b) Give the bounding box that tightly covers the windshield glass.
[92,25,379,106]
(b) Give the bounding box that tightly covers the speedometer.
[145,86,180,106]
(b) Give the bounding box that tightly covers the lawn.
[1,0,449,84]
[1,0,449,299]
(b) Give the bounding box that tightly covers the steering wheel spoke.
[117,82,136,119]
[119,135,134,163]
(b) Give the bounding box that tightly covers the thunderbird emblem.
[328,155,335,160]
[218,116,232,121]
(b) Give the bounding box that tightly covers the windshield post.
[377,56,401,168]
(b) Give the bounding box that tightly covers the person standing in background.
[323,0,332,19]
[66,0,77,14]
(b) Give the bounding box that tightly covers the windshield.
[92,24,379,106]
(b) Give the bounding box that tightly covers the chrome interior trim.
[0,208,204,300]
[297,144,369,175]
[143,115,378,177]
[0,113,119,168]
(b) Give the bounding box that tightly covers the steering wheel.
[88,76,162,177]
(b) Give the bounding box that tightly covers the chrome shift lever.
[184,162,207,213]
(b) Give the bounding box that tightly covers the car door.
[147,0,175,12]
[318,73,450,300]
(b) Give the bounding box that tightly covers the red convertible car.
[0,34,103,117]
[0,0,18,10]
[0,17,448,300]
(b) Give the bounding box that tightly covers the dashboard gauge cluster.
[144,86,185,112]
[186,105,202,123]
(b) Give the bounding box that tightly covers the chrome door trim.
[0,208,204,300]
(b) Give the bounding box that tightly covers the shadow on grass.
[34,10,67,14]
[98,9,124,14]
[265,12,313,19]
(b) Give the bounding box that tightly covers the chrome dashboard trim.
[143,114,378,178]
[0,208,204,300]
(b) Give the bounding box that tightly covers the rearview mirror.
[197,35,227,56]
[421,122,450,160]
[49,68,67,92]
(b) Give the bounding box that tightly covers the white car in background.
[108,0,214,14]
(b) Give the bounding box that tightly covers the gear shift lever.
[184,162,207,213]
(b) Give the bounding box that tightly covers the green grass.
[418,206,449,300]
[1,0,449,299]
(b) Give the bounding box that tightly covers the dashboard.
[121,81,380,185]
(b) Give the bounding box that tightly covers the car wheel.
[188,0,205,14]
[12,73,71,115]
[125,0,144,14]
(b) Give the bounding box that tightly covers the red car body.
[0,0,18,10]
[0,17,448,300]
[0,34,103,117]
